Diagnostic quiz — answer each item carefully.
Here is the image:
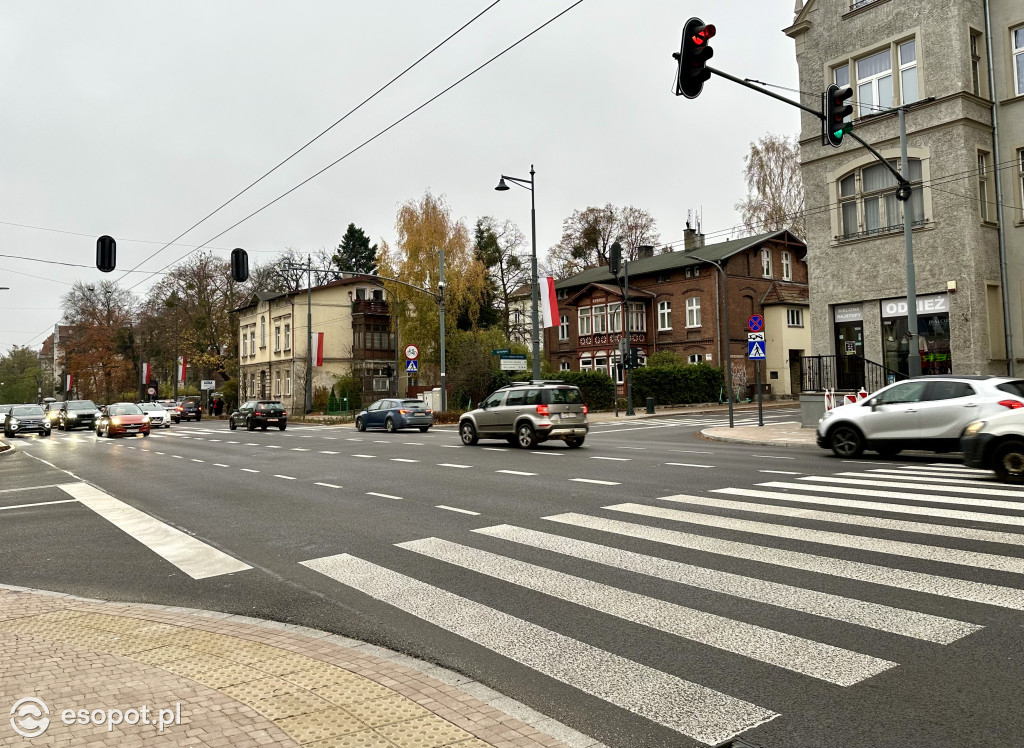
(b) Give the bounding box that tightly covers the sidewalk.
[0,585,589,748]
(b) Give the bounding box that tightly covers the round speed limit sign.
[147,387,156,395]
[404,344,419,360]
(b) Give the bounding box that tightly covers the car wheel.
[103,424,111,438]
[385,417,396,433]
[196,414,202,422]
[829,424,864,458]
[229,418,237,431]
[459,420,478,445]
[41,430,50,438]
[279,423,286,431]
[142,431,149,437]
[3,428,13,439]
[992,439,1024,484]
[355,417,366,432]
[564,436,585,448]
[246,418,255,432]
[875,446,902,458]
[516,423,538,449]
[260,424,267,431]
[419,426,430,433]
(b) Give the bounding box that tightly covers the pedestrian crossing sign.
[748,340,766,360]
[405,360,418,373]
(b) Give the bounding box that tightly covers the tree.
[545,204,661,278]
[0,346,43,403]
[60,280,137,402]
[332,223,378,275]
[474,217,527,337]
[734,133,805,239]
[617,206,661,260]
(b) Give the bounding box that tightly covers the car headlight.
[963,420,986,436]
[9,418,19,427]
[68,412,78,419]
[111,417,121,425]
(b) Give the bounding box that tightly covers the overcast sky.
[0,1,800,353]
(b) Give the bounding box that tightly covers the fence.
[800,354,907,394]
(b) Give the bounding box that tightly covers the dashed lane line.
[314,482,342,489]
[0,499,78,511]
[438,464,472,469]
[367,492,403,500]
[436,505,480,515]
[273,475,297,480]
[570,478,621,486]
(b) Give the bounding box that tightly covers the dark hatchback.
[229,400,287,431]
[3,405,52,438]
[171,397,202,423]
[56,400,100,431]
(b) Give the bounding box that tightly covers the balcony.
[352,300,389,315]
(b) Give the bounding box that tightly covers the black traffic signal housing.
[673,17,715,99]
[230,248,249,282]
[608,241,622,276]
[384,364,394,378]
[96,235,116,272]
[629,347,641,369]
[824,84,854,147]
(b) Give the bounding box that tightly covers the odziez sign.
[881,293,948,318]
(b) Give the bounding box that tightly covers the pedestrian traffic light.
[230,248,249,282]
[824,84,854,147]
[96,235,116,272]
[673,17,715,99]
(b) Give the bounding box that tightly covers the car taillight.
[582,405,588,414]
[255,410,263,416]
[998,399,1024,409]
[537,404,550,416]
[425,409,433,414]
[398,409,408,415]
[281,411,287,417]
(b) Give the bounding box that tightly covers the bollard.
[645,397,655,414]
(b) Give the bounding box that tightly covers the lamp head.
[494,177,510,192]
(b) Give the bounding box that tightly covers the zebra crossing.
[300,462,1024,747]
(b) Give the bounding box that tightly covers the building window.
[856,48,892,115]
[284,323,291,351]
[578,307,592,336]
[608,303,622,333]
[628,302,646,332]
[260,317,266,348]
[970,31,983,96]
[781,251,792,281]
[686,297,701,328]
[658,301,672,331]
[285,371,291,396]
[898,40,918,104]
[1018,149,1024,221]
[560,361,571,371]
[274,325,281,352]
[274,373,281,396]
[688,354,703,364]
[761,248,772,277]
[592,304,607,334]
[838,158,925,239]
[242,333,248,357]
[356,287,367,301]
[250,331,256,357]
[559,315,569,340]
[979,151,992,222]
[594,356,608,377]
[580,355,592,371]
[787,308,804,327]
[1014,26,1024,96]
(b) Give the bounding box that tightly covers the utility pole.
[694,255,734,428]
[438,247,447,412]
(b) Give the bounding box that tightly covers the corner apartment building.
[546,229,810,398]
[233,277,393,412]
[785,0,1024,379]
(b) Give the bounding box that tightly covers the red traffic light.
[674,17,715,99]
[692,24,716,46]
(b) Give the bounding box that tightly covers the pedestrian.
[208,398,214,416]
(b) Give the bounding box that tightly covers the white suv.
[816,375,1024,458]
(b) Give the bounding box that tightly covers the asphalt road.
[1,409,1021,748]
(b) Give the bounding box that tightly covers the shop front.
[880,293,951,377]
[833,303,864,389]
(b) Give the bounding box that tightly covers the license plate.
[267,418,279,422]
[414,411,425,416]
[126,428,138,433]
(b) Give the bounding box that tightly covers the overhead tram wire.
[114,0,505,285]
[124,0,586,294]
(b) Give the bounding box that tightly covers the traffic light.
[96,235,116,272]
[629,347,640,369]
[230,247,249,282]
[608,241,622,276]
[673,17,715,99]
[384,364,394,378]
[824,84,854,147]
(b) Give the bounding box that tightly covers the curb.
[699,429,818,449]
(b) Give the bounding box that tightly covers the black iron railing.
[800,354,907,394]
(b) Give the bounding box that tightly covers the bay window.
[608,303,622,333]
[592,304,607,334]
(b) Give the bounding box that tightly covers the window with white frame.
[686,297,701,328]
[979,151,993,222]
[594,356,608,377]
[579,355,592,371]
[274,325,281,352]
[838,158,925,239]
[897,40,918,105]
[578,307,592,336]
[249,331,255,357]
[284,323,291,351]
[1014,26,1024,96]
[274,373,281,396]
[781,251,792,281]
[242,332,248,357]
[856,49,892,115]
[285,371,291,396]
[592,304,607,334]
[626,299,643,329]
[558,315,569,340]
[560,361,571,371]
[787,308,804,327]
[688,354,703,364]
[260,317,266,348]
[608,303,622,333]
[613,357,623,384]
[761,248,772,277]
[658,301,672,331]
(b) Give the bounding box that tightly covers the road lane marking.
[440,444,463,448]
[828,474,1024,495]
[670,449,714,454]
[320,450,340,454]
[367,492,402,500]
[665,463,714,468]
[213,463,229,467]
[191,459,204,463]
[315,482,342,489]
[291,448,310,451]
[474,524,979,644]
[58,482,250,579]
[0,499,78,511]
[300,553,779,746]
[352,454,375,458]
[435,505,480,515]
[273,475,296,480]
[496,470,537,476]
[0,484,68,495]
[391,458,418,463]
[570,478,621,486]
[758,470,802,475]
[241,468,259,473]
[173,455,183,459]
[438,463,472,469]
[404,442,423,446]
[779,479,1024,507]
[590,456,631,461]
[483,447,509,452]
[399,537,895,686]
[266,445,282,449]
[751,455,795,460]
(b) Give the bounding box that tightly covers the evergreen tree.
[332,223,378,275]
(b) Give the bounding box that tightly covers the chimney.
[637,245,655,259]
[683,226,698,250]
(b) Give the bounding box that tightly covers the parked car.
[355,399,434,433]
[458,381,589,448]
[228,400,287,431]
[137,401,172,428]
[816,375,1024,458]
[171,396,202,423]
[3,404,51,438]
[95,403,151,438]
[961,409,1024,484]
[56,400,100,431]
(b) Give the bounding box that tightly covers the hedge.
[629,363,724,406]
[550,371,616,411]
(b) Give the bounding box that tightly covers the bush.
[551,370,616,411]
[630,363,724,406]
[616,397,628,410]
[432,409,464,425]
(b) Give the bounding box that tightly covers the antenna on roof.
[686,209,692,230]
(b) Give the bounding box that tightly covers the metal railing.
[800,354,907,394]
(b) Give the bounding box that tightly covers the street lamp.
[495,165,541,381]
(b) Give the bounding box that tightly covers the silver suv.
[459,382,589,448]
[816,375,1024,458]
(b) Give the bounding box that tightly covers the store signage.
[881,293,949,318]
[833,304,863,322]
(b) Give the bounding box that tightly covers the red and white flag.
[142,362,152,383]
[539,277,559,328]
[65,374,73,393]
[311,332,324,367]
[177,356,187,383]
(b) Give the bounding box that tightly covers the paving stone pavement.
[0,586,586,748]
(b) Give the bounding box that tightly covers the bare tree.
[617,206,661,260]
[475,216,528,338]
[734,133,805,239]
[546,204,620,278]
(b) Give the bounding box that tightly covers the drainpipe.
[984,0,1015,374]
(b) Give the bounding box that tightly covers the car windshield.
[69,400,98,411]
[257,401,283,408]
[549,388,583,404]
[108,404,143,416]
[11,406,44,416]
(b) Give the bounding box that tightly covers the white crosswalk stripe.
[299,462,1019,745]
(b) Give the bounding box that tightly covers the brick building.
[546,229,810,398]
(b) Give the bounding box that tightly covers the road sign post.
[747,328,765,426]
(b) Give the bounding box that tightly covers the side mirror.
[868,398,878,411]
